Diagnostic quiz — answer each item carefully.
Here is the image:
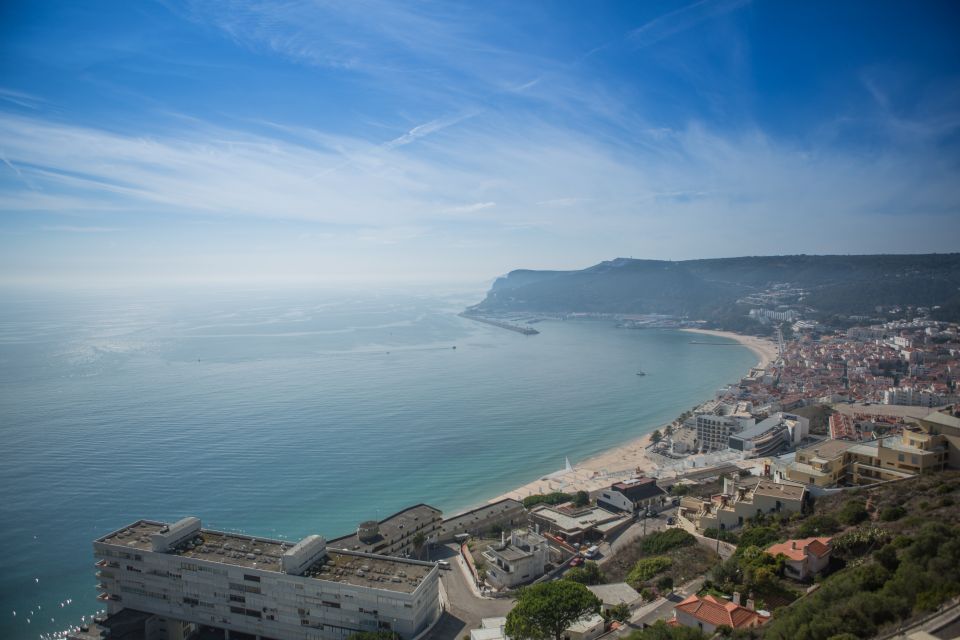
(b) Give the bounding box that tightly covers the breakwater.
[459,313,540,335]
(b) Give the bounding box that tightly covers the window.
[229,594,245,603]
[244,574,261,582]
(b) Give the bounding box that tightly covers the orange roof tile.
[674,594,768,629]
[766,537,832,562]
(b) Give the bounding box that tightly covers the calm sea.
[0,286,755,639]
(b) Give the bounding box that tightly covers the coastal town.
[70,313,960,640]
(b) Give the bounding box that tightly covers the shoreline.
[679,328,779,369]
[483,328,775,506]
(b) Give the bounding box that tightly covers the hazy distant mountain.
[470,254,960,326]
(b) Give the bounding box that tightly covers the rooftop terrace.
[98,520,433,593]
[328,503,442,554]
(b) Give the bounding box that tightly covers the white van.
[584,545,599,559]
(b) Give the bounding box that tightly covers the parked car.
[570,556,584,567]
[584,545,600,559]
[667,517,675,526]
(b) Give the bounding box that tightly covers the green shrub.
[798,514,841,538]
[703,528,739,543]
[736,525,780,550]
[656,576,674,591]
[939,496,955,508]
[838,500,870,526]
[522,492,573,509]
[832,527,890,558]
[627,556,673,585]
[640,529,695,554]
[565,561,604,585]
[892,535,913,549]
[880,506,906,522]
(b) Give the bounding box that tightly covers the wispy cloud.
[0,87,46,110]
[443,202,496,214]
[629,0,751,49]
[384,113,477,149]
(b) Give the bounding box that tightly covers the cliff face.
[470,254,960,321]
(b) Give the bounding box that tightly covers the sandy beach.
[680,328,780,368]
[486,329,777,505]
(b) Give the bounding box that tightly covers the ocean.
[0,286,756,639]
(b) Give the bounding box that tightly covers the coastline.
[484,328,776,506]
[679,328,779,369]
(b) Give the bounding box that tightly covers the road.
[606,577,706,637]
[599,508,679,563]
[427,543,513,640]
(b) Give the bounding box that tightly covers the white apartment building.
[93,517,441,640]
[883,386,954,407]
[329,504,442,558]
[749,308,799,322]
[696,404,754,452]
[482,529,548,589]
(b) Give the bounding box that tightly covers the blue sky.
[1,0,959,285]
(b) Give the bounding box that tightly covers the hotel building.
[93,516,441,640]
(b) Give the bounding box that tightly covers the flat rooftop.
[751,479,806,500]
[530,505,628,533]
[329,503,441,553]
[98,520,432,593]
[798,439,857,460]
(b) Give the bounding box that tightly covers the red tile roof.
[766,537,832,562]
[674,594,769,629]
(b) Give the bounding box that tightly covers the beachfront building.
[329,504,442,557]
[93,517,441,640]
[438,498,525,541]
[596,477,667,515]
[766,537,832,581]
[528,505,631,544]
[481,529,549,589]
[695,403,754,452]
[728,413,809,458]
[672,594,769,633]
[677,478,806,532]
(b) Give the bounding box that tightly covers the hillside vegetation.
[735,471,960,639]
[470,254,960,325]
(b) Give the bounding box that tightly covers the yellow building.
[678,479,806,532]
[777,423,948,488]
[780,439,857,487]
[916,407,960,469]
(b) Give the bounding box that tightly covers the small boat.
[636,371,646,376]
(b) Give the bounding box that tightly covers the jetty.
[459,313,540,335]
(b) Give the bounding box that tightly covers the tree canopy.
[505,581,601,640]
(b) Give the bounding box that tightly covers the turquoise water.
[0,286,755,639]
